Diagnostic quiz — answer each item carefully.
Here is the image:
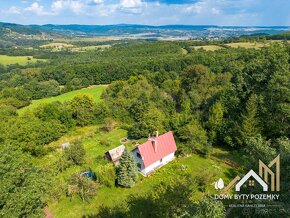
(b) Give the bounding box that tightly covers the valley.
[0,23,289,218]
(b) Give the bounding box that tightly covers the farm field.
[18,85,108,114]
[40,42,75,48]
[192,45,223,51]
[0,55,43,66]
[45,125,237,218]
[225,42,266,49]
[75,45,112,51]
[57,36,129,43]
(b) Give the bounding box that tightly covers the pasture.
[192,45,223,51]
[18,85,108,115]
[225,42,266,49]
[0,55,42,66]
[76,45,112,51]
[40,42,74,49]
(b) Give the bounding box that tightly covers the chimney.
[152,139,158,153]
[149,131,158,153]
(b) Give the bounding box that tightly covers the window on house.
[137,152,141,159]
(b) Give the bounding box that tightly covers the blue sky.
[0,0,289,26]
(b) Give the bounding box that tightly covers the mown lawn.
[45,126,238,218]
[18,85,108,115]
[0,55,43,66]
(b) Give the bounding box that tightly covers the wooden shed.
[104,145,125,165]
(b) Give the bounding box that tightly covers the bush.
[196,169,218,192]
[64,141,86,165]
[67,171,99,202]
[102,118,117,132]
[96,164,116,187]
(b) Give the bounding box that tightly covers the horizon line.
[1,22,290,28]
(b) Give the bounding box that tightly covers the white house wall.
[132,148,145,171]
[132,149,175,176]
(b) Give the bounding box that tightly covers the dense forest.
[0,38,289,217]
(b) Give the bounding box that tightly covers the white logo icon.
[215,178,224,190]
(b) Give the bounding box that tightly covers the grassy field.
[43,125,239,218]
[192,45,223,51]
[18,85,107,115]
[56,37,128,43]
[75,45,112,51]
[40,42,75,48]
[225,42,266,49]
[191,41,285,51]
[0,55,43,66]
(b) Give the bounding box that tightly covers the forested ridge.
[0,39,289,217]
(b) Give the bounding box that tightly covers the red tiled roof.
[137,131,177,167]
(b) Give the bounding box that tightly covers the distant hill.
[265,31,290,40]
[0,22,42,35]
[0,22,289,48]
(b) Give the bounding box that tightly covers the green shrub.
[96,164,116,187]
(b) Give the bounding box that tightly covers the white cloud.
[70,1,84,13]
[51,0,85,14]
[7,6,21,14]
[185,2,204,14]
[97,4,118,16]
[25,2,48,15]
[51,1,63,11]
[211,7,220,14]
[119,0,145,14]
[120,0,142,8]
[91,0,104,4]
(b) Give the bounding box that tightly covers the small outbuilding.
[104,145,126,165]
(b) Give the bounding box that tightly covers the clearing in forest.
[18,85,108,115]
[0,55,42,66]
[191,45,223,51]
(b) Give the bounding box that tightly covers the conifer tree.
[238,94,261,145]
[207,101,224,143]
[117,149,138,187]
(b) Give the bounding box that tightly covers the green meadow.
[18,85,108,115]
[192,45,223,51]
[0,55,43,66]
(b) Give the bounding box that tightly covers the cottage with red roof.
[132,131,177,176]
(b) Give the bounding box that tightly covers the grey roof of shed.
[106,145,125,162]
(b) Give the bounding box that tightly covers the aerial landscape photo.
[0,0,289,217]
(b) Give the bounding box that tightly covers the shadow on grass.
[210,146,245,170]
